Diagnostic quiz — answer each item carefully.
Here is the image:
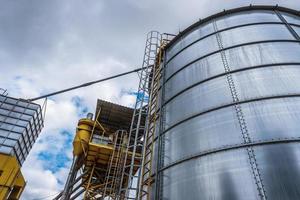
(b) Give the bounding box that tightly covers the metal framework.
[0,89,44,199]
[0,88,8,96]
[103,130,128,199]
[118,31,161,199]
[55,115,127,200]
[137,34,174,200]
[0,94,44,165]
[56,128,130,200]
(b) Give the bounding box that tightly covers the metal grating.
[0,94,44,165]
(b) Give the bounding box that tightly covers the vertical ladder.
[138,34,174,200]
[119,31,161,200]
[103,130,127,199]
[103,131,120,199]
[111,131,128,199]
[138,40,163,200]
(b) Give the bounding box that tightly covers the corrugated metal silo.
[154,5,300,200]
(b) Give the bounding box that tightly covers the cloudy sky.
[0,0,299,199]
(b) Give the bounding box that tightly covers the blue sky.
[0,0,299,199]
[37,130,72,172]
[36,97,87,173]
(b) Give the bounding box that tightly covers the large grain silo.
[152,5,300,200]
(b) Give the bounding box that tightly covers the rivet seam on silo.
[213,20,267,200]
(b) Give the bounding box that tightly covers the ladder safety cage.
[118,31,161,200]
[138,33,175,200]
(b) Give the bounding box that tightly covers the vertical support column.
[84,163,96,200]
[61,156,79,200]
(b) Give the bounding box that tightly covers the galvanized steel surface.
[154,6,300,200]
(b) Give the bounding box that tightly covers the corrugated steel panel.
[154,6,300,200]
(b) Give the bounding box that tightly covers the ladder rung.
[154,72,161,79]
[145,150,153,158]
[140,191,149,197]
[143,165,150,172]
[143,177,154,185]
[147,132,154,139]
[144,159,152,167]
[146,141,154,149]
[124,164,142,168]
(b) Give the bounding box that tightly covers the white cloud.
[22,152,61,199]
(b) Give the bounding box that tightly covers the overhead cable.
[29,67,146,101]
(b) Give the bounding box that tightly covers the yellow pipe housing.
[73,119,94,156]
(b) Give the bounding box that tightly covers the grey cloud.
[0,1,66,66]
[0,0,299,96]
[1,0,299,72]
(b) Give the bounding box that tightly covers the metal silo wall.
[153,6,300,200]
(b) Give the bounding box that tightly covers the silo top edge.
[165,5,300,50]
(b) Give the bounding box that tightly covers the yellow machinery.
[55,100,141,200]
[0,154,26,200]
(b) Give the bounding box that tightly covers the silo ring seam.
[158,138,300,173]
[163,63,300,106]
[165,40,300,82]
[166,22,300,64]
[166,21,300,63]
[166,22,287,63]
[155,94,300,141]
